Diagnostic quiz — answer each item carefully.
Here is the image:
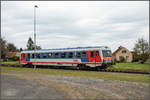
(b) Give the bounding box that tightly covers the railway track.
[1,64,149,75]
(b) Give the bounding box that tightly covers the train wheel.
[96,67,100,71]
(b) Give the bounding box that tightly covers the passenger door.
[95,51,101,63]
[20,53,26,62]
[87,51,101,65]
[87,51,96,65]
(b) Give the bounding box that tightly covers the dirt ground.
[1,72,149,99]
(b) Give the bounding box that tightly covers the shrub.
[10,56,19,61]
[120,57,125,63]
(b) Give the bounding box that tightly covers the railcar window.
[82,51,87,58]
[55,53,59,58]
[96,51,99,56]
[43,53,47,58]
[61,52,66,58]
[91,52,95,58]
[21,53,25,58]
[37,53,40,58]
[77,52,81,58]
[27,54,30,58]
[32,54,35,58]
[48,53,52,58]
[68,52,73,58]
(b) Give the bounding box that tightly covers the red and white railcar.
[20,46,113,69]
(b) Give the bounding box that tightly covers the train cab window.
[27,53,30,58]
[77,52,81,58]
[96,51,99,56]
[37,53,40,58]
[48,53,52,58]
[91,52,95,58]
[82,51,87,58]
[68,52,73,58]
[61,52,66,58]
[55,53,59,58]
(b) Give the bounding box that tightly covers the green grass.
[1,66,149,83]
[1,61,149,72]
[108,62,149,72]
[1,61,20,65]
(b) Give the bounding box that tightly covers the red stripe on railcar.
[103,57,113,59]
[21,61,102,65]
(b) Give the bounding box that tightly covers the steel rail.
[1,64,149,75]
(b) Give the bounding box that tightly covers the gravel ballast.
[1,72,149,99]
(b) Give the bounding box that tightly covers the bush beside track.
[108,62,149,73]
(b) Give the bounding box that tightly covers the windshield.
[102,50,112,57]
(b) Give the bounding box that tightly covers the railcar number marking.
[73,59,78,62]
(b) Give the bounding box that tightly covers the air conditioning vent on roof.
[105,46,108,49]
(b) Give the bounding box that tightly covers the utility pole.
[34,5,38,69]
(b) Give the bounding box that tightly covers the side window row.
[27,51,87,59]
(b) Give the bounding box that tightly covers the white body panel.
[30,59,81,63]
[20,46,111,68]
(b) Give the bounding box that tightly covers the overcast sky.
[2,1,149,52]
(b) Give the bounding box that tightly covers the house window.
[119,56,123,61]
[122,50,126,54]
[82,51,87,58]
[126,56,129,62]
[126,56,129,59]
[61,52,66,58]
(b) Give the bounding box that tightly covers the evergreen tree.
[27,37,34,50]
[19,48,23,52]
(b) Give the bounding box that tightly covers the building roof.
[113,46,129,56]
[6,52,20,58]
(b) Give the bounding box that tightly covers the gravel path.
[1,75,66,99]
[1,72,149,99]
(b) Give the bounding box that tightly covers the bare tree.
[7,43,18,52]
[0,37,8,59]
[133,38,149,63]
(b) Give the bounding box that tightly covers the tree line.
[0,37,149,63]
[1,37,41,60]
[132,38,149,63]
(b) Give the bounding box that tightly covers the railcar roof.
[21,46,111,53]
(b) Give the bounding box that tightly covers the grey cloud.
[2,1,149,51]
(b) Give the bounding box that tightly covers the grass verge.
[108,62,149,72]
[1,66,149,83]
[2,61,20,65]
